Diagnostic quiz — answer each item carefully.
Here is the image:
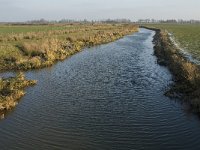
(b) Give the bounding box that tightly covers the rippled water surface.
[1,29,200,150]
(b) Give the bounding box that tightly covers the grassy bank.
[0,72,37,118]
[142,26,200,114]
[0,24,138,71]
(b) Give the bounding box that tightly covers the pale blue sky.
[0,0,199,22]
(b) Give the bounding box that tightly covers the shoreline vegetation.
[0,72,37,119]
[141,26,200,114]
[0,23,138,117]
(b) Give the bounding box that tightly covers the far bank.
[141,25,200,114]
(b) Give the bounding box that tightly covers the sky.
[0,0,200,22]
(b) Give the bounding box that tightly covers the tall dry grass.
[0,72,37,112]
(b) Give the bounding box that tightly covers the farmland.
[144,24,200,61]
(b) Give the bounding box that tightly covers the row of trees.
[137,19,200,24]
[2,18,200,24]
[26,18,200,24]
[25,18,131,24]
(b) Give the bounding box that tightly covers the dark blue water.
[0,28,200,150]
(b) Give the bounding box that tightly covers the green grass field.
[145,24,200,61]
[0,24,73,34]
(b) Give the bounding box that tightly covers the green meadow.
[145,24,200,61]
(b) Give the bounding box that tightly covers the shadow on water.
[0,28,200,150]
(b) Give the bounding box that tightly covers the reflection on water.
[0,29,200,150]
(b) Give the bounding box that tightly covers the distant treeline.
[1,18,200,25]
[0,18,132,25]
[137,19,200,24]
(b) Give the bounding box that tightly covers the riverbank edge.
[0,27,139,118]
[140,26,200,114]
[0,72,37,119]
